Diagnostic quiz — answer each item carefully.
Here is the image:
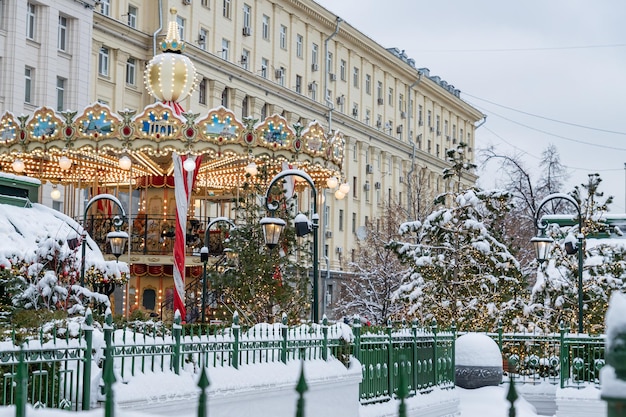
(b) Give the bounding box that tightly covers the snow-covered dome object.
[144,8,198,104]
[455,333,503,389]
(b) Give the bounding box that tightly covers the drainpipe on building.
[324,17,342,134]
[475,114,487,129]
[153,0,164,62]
[406,72,423,220]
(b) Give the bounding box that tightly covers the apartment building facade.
[0,0,483,319]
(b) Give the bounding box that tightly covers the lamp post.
[261,169,320,323]
[80,194,129,288]
[530,193,584,334]
[200,217,235,323]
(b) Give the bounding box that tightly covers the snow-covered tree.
[211,174,310,325]
[391,144,526,331]
[527,174,626,333]
[333,202,411,324]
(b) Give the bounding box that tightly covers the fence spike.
[197,366,211,417]
[506,373,518,417]
[295,360,308,417]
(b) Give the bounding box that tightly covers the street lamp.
[200,217,235,323]
[80,194,129,288]
[531,193,584,333]
[261,168,320,323]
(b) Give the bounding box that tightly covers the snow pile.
[456,333,502,367]
[601,292,626,399]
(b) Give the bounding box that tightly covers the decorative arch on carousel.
[0,102,345,189]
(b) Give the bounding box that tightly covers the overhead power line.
[465,93,626,135]
[416,43,626,53]
[469,102,626,152]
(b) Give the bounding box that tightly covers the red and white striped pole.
[172,152,202,322]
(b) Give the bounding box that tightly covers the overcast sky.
[315,0,626,211]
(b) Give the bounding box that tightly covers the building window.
[261,103,268,119]
[388,87,393,106]
[365,74,371,95]
[56,77,65,112]
[279,25,287,50]
[177,16,185,40]
[338,209,344,231]
[58,16,68,51]
[100,0,110,16]
[436,115,441,134]
[365,109,371,125]
[352,176,358,198]
[199,28,208,50]
[278,66,286,86]
[352,143,357,161]
[295,75,302,94]
[127,5,138,28]
[352,67,359,88]
[326,52,333,73]
[377,81,383,101]
[351,213,356,234]
[24,67,33,104]
[340,59,346,81]
[26,3,35,40]
[262,15,270,40]
[223,0,231,19]
[126,58,136,85]
[310,82,317,100]
[418,105,423,125]
[399,94,404,111]
[243,4,251,29]
[98,47,109,76]
[311,44,318,69]
[199,78,207,105]
[241,49,250,70]
[221,38,229,60]
[296,34,303,58]
[221,88,229,107]
[261,57,269,78]
[427,110,432,127]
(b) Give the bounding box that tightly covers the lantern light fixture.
[59,156,72,171]
[183,156,197,172]
[339,182,350,195]
[119,155,132,170]
[12,158,25,173]
[51,185,61,201]
[326,176,338,189]
[260,216,286,250]
[334,189,345,200]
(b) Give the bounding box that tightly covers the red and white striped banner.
[172,152,202,321]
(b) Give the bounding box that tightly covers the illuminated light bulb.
[183,157,197,172]
[119,155,132,170]
[59,156,72,171]
[51,186,61,201]
[334,190,345,200]
[339,182,350,194]
[245,162,258,176]
[326,176,338,189]
[12,159,25,173]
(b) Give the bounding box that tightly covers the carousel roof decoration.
[144,7,198,115]
[0,9,344,194]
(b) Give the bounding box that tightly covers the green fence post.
[15,348,26,417]
[82,308,94,411]
[451,321,457,385]
[352,316,361,361]
[411,319,419,392]
[173,311,182,375]
[232,313,240,369]
[559,321,567,389]
[387,318,394,398]
[281,313,288,364]
[197,367,210,417]
[397,355,408,417]
[103,310,115,417]
[506,372,518,417]
[497,318,503,352]
[431,319,438,386]
[322,316,328,361]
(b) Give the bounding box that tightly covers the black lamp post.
[80,194,129,288]
[531,193,584,334]
[261,169,320,323]
[200,217,235,323]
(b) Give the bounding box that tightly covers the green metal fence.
[490,321,605,388]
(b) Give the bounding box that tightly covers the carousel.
[0,8,345,320]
